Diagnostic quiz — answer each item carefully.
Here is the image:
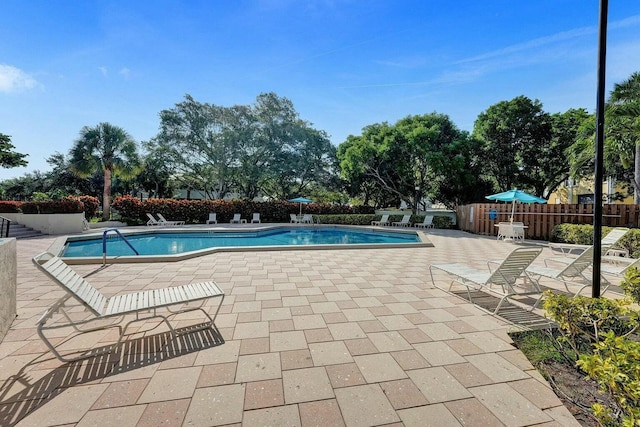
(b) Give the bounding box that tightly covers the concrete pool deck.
[0,228,582,426]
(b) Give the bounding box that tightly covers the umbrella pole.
[510,201,515,222]
[299,203,302,216]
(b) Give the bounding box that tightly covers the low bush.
[73,196,100,218]
[541,267,640,426]
[20,197,84,214]
[0,201,22,213]
[112,196,377,225]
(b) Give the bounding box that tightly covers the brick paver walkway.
[0,228,581,426]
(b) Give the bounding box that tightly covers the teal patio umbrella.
[288,197,313,216]
[485,189,546,222]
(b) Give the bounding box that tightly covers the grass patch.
[510,329,567,366]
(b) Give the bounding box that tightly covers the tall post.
[592,0,608,298]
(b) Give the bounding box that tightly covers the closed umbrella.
[485,189,546,222]
[288,197,313,216]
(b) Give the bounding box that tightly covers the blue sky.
[1,1,639,181]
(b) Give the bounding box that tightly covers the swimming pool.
[59,226,431,263]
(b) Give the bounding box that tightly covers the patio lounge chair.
[429,247,544,314]
[157,213,185,226]
[32,252,225,362]
[371,214,390,226]
[251,213,261,223]
[549,227,630,257]
[414,215,434,229]
[290,213,301,223]
[392,214,411,227]
[526,246,597,296]
[230,213,246,224]
[206,213,218,224]
[146,213,161,226]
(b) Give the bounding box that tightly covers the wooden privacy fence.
[457,203,640,241]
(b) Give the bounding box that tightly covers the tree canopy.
[0,133,28,169]
[146,93,336,200]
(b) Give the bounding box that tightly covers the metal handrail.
[102,228,139,265]
[0,216,11,238]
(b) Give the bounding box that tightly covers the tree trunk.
[103,168,112,221]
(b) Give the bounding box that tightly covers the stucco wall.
[0,238,17,343]
[2,213,84,234]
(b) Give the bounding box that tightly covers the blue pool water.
[62,227,421,258]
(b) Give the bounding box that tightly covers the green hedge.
[20,197,84,214]
[112,196,376,225]
[551,224,640,258]
[0,201,21,213]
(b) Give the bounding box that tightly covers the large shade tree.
[473,96,553,197]
[148,93,336,200]
[337,113,481,210]
[69,123,140,220]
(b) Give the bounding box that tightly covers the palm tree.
[70,123,140,221]
[608,72,640,202]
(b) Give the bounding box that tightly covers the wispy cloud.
[0,64,39,93]
[118,67,131,79]
[98,66,108,77]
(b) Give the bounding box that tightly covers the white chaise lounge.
[32,252,225,362]
[429,247,543,314]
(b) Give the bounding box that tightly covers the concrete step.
[6,223,44,239]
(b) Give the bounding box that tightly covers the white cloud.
[0,64,39,93]
[118,67,131,79]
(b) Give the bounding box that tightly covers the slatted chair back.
[487,247,543,288]
[33,252,106,316]
[559,246,594,278]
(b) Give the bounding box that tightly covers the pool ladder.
[102,228,139,265]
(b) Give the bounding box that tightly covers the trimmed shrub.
[111,196,377,225]
[20,197,84,214]
[0,201,22,213]
[73,196,100,218]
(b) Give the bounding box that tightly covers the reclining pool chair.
[549,227,630,257]
[371,214,390,226]
[146,213,161,226]
[429,246,543,314]
[526,246,596,296]
[414,215,434,229]
[157,213,185,226]
[392,214,411,227]
[32,252,225,362]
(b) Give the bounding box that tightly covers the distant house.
[547,177,633,204]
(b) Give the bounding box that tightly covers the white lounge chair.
[146,213,161,226]
[32,252,225,362]
[371,214,390,226]
[230,213,246,224]
[290,213,301,223]
[392,214,411,227]
[157,213,185,226]
[549,227,630,257]
[526,246,597,296]
[414,215,434,229]
[251,213,261,223]
[206,213,218,224]
[301,214,313,224]
[429,247,543,314]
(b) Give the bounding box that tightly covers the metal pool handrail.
[102,228,139,264]
[0,216,10,238]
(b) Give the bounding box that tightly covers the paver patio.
[0,228,583,426]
